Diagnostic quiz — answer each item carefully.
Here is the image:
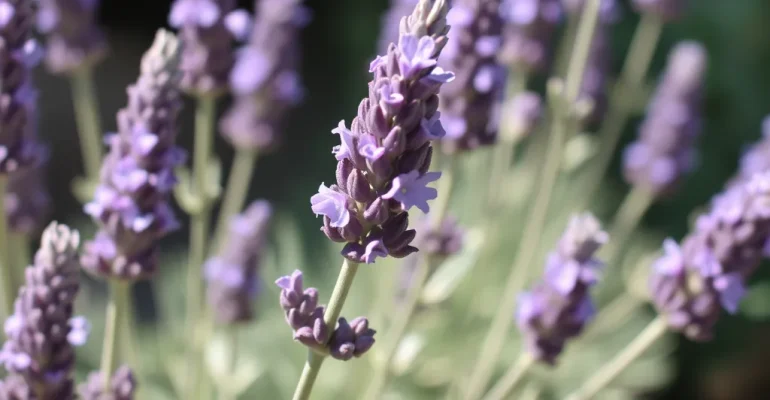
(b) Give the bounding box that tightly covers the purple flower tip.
[383,171,441,213]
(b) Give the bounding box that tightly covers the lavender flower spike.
[219,0,308,152]
[276,270,377,360]
[0,0,45,173]
[438,0,506,153]
[312,0,453,264]
[79,366,137,400]
[0,223,84,399]
[498,0,563,74]
[81,30,185,280]
[517,213,608,364]
[623,41,706,197]
[650,171,770,341]
[205,200,272,324]
[37,0,108,74]
[6,163,52,236]
[169,0,246,97]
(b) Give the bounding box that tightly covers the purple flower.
[623,42,706,197]
[219,0,308,152]
[384,171,441,213]
[37,0,108,74]
[498,0,563,73]
[5,162,52,236]
[0,223,81,398]
[81,30,184,280]
[312,0,452,264]
[650,172,770,341]
[311,184,351,228]
[438,0,505,154]
[517,213,607,364]
[79,366,137,400]
[205,200,272,324]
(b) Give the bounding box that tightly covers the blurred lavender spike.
[622,41,706,197]
[378,0,419,54]
[650,171,770,341]
[169,0,243,96]
[439,0,506,153]
[576,20,611,126]
[498,0,563,74]
[734,116,770,185]
[205,200,272,324]
[632,0,688,21]
[37,0,108,74]
[81,29,185,281]
[0,223,82,398]
[0,0,46,173]
[312,0,453,264]
[219,0,309,152]
[517,213,608,364]
[415,214,465,258]
[79,365,137,400]
[276,270,377,360]
[6,162,52,236]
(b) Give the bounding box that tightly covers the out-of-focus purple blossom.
[37,0,108,74]
[205,200,272,324]
[79,366,137,400]
[438,0,505,153]
[623,41,706,197]
[415,214,465,258]
[81,30,184,280]
[378,0,420,54]
[734,116,770,186]
[0,223,83,398]
[169,0,244,96]
[498,0,563,74]
[0,0,45,174]
[650,172,770,341]
[6,163,52,236]
[562,0,620,23]
[276,270,376,360]
[503,91,543,142]
[219,0,308,152]
[517,213,608,364]
[312,0,453,264]
[632,0,687,21]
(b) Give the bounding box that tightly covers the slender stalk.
[0,178,14,318]
[119,286,140,375]
[292,259,361,400]
[604,187,654,263]
[566,316,667,400]
[218,328,239,400]
[211,150,258,254]
[70,67,104,200]
[100,281,128,388]
[482,354,534,400]
[185,96,217,400]
[462,2,603,399]
[576,14,663,211]
[7,232,29,295]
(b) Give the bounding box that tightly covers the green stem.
[482,354,535,400]
[218,328,239,400]
[604,187,654,263]
[462,2,602,399]
[100,281,128,387]
[120,285,140,376]
[291,259,361,400]
[185,96,217,400]
[0,178,13,318]
[70,67,104,200]
[566,316,667,400]
[7,233,29,297]
[577,13,662,211]
[211,150,258,254]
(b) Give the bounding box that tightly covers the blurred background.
[36,0,770,398]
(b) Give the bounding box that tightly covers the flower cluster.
[169,0,246,96]
[623,41,706,197]
[0,0,45,173]
[414,215,465,258]
[517,213,608,364]
[650,172,770,341]
[276,270,376,360]
[498,0,563,74]
[632,0,687,21]
[438,0,505,153]
[205,200,272,324]
[79,366,137,400]
[36,0,108,74]
[82,30,185,280]
[310,0,454,264]
[6,163,52,236]
[0,223,88,398]
[219,0,308,152]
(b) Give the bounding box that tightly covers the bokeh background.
[35,0,770,398]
